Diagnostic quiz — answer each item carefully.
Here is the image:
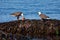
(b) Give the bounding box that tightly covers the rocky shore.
[0,19,60,40]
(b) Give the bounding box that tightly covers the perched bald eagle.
[38,12,50,21]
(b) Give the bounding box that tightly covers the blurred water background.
[0,0,60,22]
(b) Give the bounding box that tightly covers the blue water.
[0,0,60,22]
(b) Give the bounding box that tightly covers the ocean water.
[0,0,60,22]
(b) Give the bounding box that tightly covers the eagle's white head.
[21,13,24,16]
[38,12,42,15]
